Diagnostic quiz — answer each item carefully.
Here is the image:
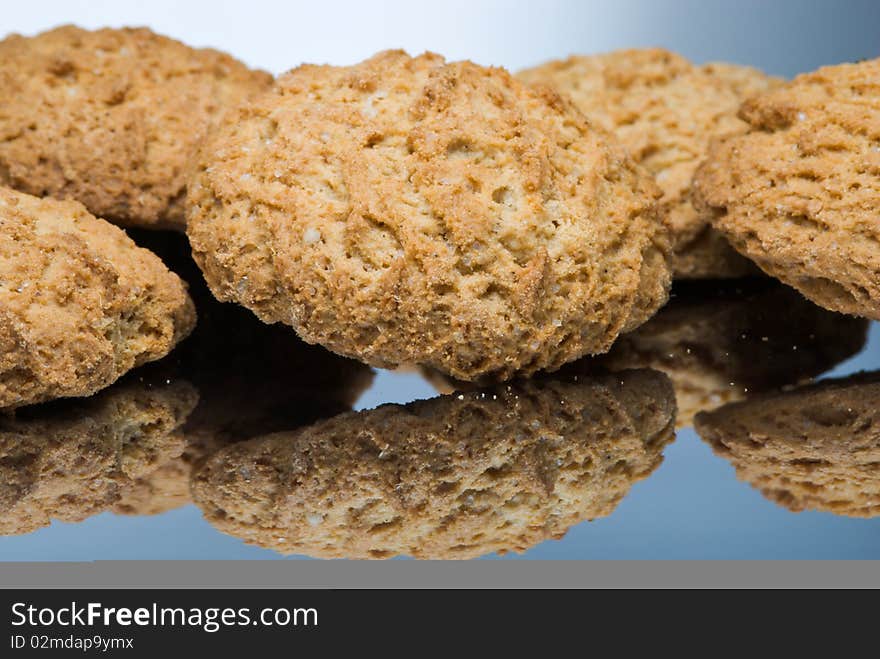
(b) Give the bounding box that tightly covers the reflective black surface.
[1,233,878,559]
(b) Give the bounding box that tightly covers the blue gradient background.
[1,0,879,560]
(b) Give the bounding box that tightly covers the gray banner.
[0,561,878,589]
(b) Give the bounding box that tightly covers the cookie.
[694,57,880,319]
[597,281,868,426]
[187,50,671,381]
[192,369,676,559]
[518,49,778,279]
[695,371,880,518]
[0,25,272,229]
[0,187,196,409]
[0,376,196,535]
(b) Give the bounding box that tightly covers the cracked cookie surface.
[0,25,272,229]
[0,187,196,409]
[518,49,778,278]
[694,57,880,319]
[188,50,671,381]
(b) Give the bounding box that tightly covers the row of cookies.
[193,368,880,556]
[182,45,878,382]
[1,25,877,409]
[0,359,676,556]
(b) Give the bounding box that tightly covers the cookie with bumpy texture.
[0,25,272,229]
[518,49,778,279]
[0,376,196,535]
[187,50,671,382]
[597,281,868,427]
[694,58,880,319]
[192,369,675,559]
[0,187,196,409]
[695,371,880,518]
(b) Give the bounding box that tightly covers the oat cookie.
[694,58,880,319]
[696,372,880,518]
[0,377,196,535]
[597,281,868,426]
[192,369,675,559]
[187,50,671,381]
[0,187,196,409]
[0,25,272,229]
[518,49,778,278]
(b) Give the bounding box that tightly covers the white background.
[4,0,879,78]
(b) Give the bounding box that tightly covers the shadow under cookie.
[129,230,376,466]
[595,280,868,427]
[423,280,868,429]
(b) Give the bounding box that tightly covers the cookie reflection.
[0,375,196,535]
[192,369,676,559]
[108,309,373,517]
[696,371,880,518]
[597,281,868,427]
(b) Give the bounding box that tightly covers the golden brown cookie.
[0,376,197,535]
[596,281,868,427]
[518,49,778,279]
[192,369,676,559]
[694,58,880,319]
[695,371,880,518]
[187,50,671,382]
[0,187,196,409]
[0,25,272,229]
